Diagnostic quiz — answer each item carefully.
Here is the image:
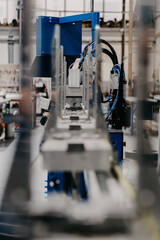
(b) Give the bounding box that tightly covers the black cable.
[91,48,115,65]
[100,39,118,65]
[79,39,122,123]
[79,39,119,68]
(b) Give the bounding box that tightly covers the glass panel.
[35,0,45,9]
[8,0,17,24]
[66,0,83,11]
[125,0,130,20]
[65,11,82,16]
[85,0,91,12]
[35,10,45,18]
[94,0,103,12]
[46,11,60,17]
[0,0,6,24]
[47,0,64,11]
[104,12,122,22]
[104,0,122,21]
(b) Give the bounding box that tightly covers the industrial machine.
[32,6,160,240]
[0,11,134,240]
[1,1,160,239]
[33,13,130,171]
[30,13,130,199]
[32,19,135,230]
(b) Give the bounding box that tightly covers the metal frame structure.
[39,19,116,196]
[36,12,99,57]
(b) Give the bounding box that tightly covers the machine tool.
[0,12,135,239]
[34,22,136,230]
[31,13,129,199]
[33,12,130,169]
[1,1,160,239]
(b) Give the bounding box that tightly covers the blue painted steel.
[36,12,100,56]
[59,12,99,41]
[36,16,59,56]
[79,172,88,200]
[109,131,123,166]
[47,172,63,194]
[59,12,99,24]
[60,22,82,56]
[47,172,88,199]
[91,12,100,41]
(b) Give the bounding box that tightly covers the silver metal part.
[65,86,83,97]
[110,72,119,90]
[41,130,113,171]
[63,57,67,109]
[68,68,81,87]
[94,25,101,122]
[60,46,64,118]
[39,97,51,111]
[56,116,96,129]
[51,24,61,128]
[42,25,113,171]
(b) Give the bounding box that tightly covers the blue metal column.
[91,12,100,41]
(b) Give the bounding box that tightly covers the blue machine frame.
[109,131,123,167]
[36,12,100,57]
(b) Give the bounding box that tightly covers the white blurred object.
[33,77,52,99]
[0,89,6,97]
[110,72,119,90]
[13,110,18,116]
[68,59,81,88]
[100,81,109,94]
[0,65,20,90]
[0,132,5,140]
[39,97,51,111]
[6,93,21,100]
[35,81,44,88]
[101,62,111,93]
[101,102,109,115]
[5,123,15,139]
[68,69,81,88]
[71,58,80,69]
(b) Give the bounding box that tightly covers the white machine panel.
[42,132,113,171]
[33,77,52,99]
[39,97,51,111]
[68,69,80,88]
